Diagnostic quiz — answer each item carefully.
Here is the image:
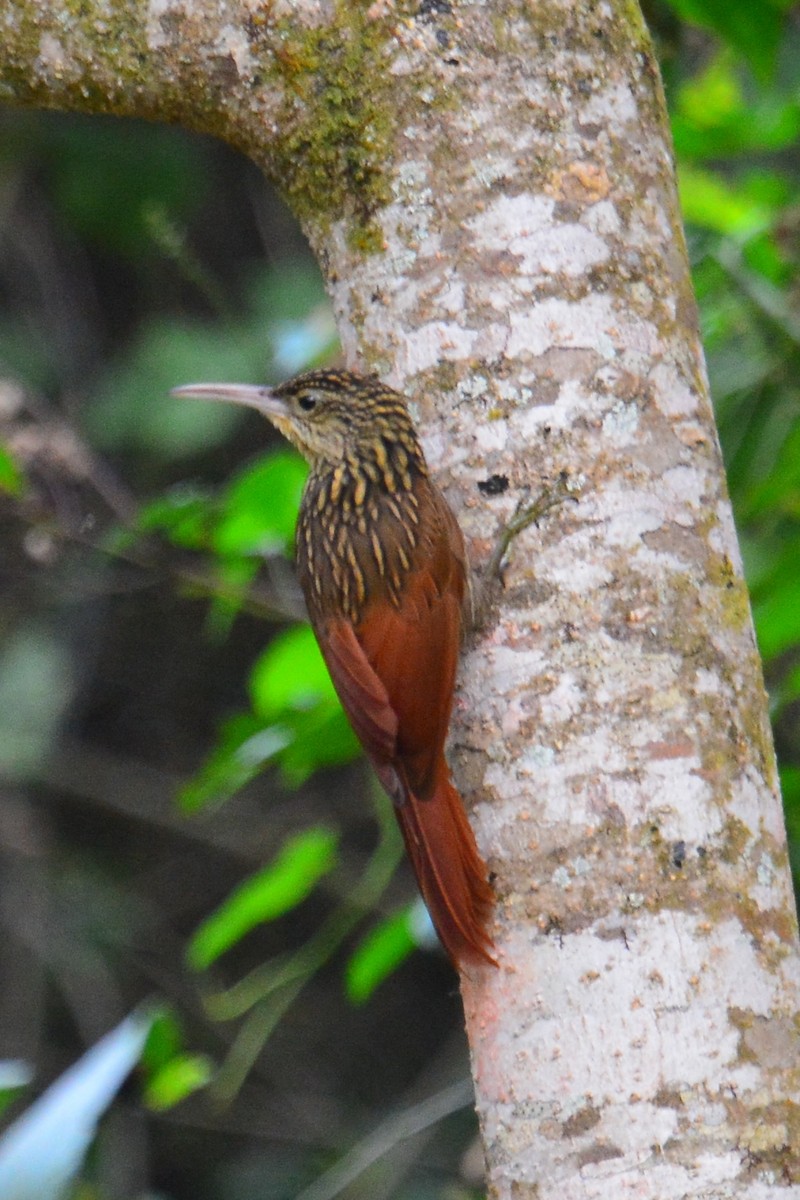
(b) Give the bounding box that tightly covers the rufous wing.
[318,563,495,966]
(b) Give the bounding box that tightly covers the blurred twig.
[42,739,282,862]
[143,204,239,326]
[294,1078,475,1200]
[713,240,800,348]
[2,390,306,622]
[208,781,404,1103]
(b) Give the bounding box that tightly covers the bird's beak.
[170,382,290,420]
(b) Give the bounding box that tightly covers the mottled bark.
[2,1,799,1196]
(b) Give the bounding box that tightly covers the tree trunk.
[2,0,799,1194]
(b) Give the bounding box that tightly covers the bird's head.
[172,369,425,474]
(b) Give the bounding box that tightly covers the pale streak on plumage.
[370,529,385,576]
[346,540,367,607]
[385,497,403,526]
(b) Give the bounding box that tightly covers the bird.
[172,369,495,967]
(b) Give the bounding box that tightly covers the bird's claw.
[486,470,576,584]
[471,472,577,629]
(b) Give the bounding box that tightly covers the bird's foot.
[486,470,575,583]
[472,471,577,629]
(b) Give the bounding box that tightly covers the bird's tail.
[395,775,496,967]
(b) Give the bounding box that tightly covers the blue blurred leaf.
[0,1011,152,1200]
[271,307,338,374]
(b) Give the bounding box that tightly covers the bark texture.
[2,1,799,1196]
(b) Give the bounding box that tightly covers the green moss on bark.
[265,9,395,249]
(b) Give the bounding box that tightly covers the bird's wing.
[320,619,398,764]
[356,557,463,800]
[320,494,465,801]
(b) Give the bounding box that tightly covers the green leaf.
[741,229,792,288]
[135,486,214,550]
[662,0,790,79]
[346,908,417,1004]
[0,1062,33,1119]
[247,625,361,784]
[782,766,800,816]
[204,557,260,641]
[673,53,800,157]
[741,422,800,520]
[178,713,291,813]
[187,828,338,969]
[178,709,359,812]
[279,704,361,787]
[752,546,800,662]
[140,1010,213,1111]
[678,164,773,237]
[214,451,307,558]
[782,767,800,884]
[249,625,337,719]
[141,1009,182,1075]
[143,1054,213,1112]
[0,446,24,497]
[677,51,743,129]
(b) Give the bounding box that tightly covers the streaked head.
[171,369,424,471]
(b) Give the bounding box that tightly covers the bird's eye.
[298,394,317,412]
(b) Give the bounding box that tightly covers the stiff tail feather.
[395,776,496,967]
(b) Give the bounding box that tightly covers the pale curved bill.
[170,383,287,419]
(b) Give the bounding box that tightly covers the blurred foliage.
[0,1063,33,1120]
[0,445,24,496]
[666,31,800,764]
[187,828,339,970]
[662,0,794,79]
[0,3,799,1197]
[346,907,419,1006]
